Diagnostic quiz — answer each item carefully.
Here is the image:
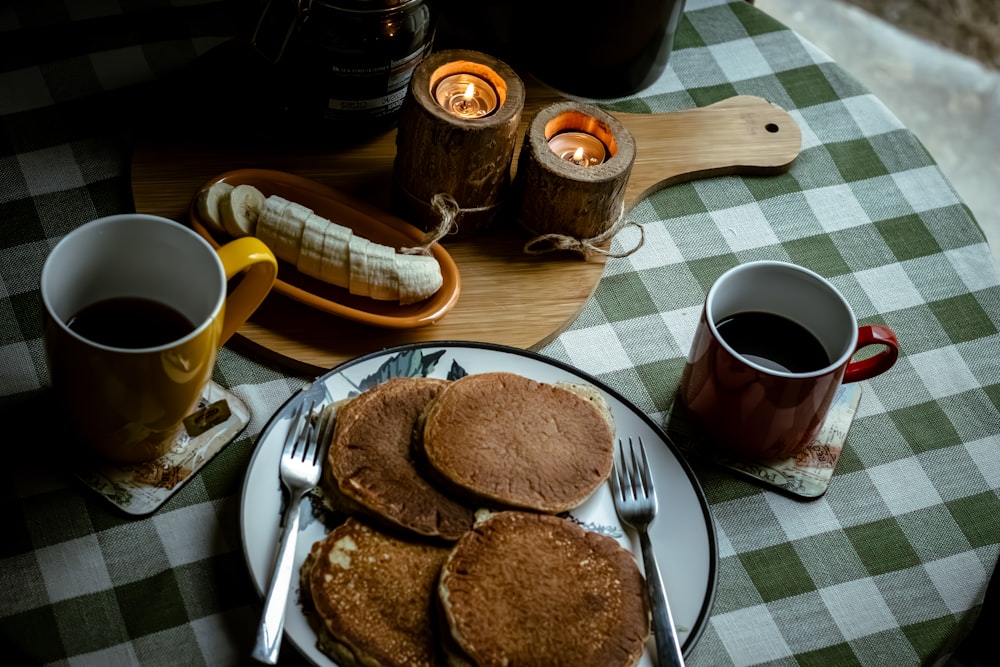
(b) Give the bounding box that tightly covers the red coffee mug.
[676,261,898,460]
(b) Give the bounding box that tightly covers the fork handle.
[251,490,306,664]
[639,529,686,667]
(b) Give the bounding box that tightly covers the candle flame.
[573,147,585,163]
[463,83,475,100]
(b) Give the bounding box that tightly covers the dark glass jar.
[513,0,686,98]
[253,0,436,138]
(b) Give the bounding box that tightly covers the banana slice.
[274,201,310,266]
[255,196,289,260]
[296,213,327,279]
[263,195,292,222]
[221,184,265,238]
[366,242,399,301]
[348,236,373,297]
[196,182,232,236]
[319,221,352,289]
[397,254,444,305]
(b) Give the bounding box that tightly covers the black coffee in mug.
[67,296,197,349]
[716,311,829,374]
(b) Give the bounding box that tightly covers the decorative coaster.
[665,384,863,499]
[73,381,250,516]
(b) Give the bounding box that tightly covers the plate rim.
[188,167,462,329]
[239,340,719,663]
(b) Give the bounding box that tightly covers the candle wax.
[547,131,607,167]
[433,73,499,119]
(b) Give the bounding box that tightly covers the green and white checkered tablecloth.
[2,0,997,665]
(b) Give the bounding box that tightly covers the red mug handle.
[843,324,899,383]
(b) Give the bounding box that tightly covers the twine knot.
[401,193,460,255]
[523,204,645,258]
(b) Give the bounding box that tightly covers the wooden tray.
[132,76,800,373]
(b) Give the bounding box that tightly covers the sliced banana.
[196,182,233,236]
[206,183,444,304]
[221,183,265,238]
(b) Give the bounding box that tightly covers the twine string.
[400,193,460,255]
[522,204,646,258]
[398,190,646,259]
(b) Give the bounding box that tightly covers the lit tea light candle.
[547,131,607,167]
[433,73,499,119]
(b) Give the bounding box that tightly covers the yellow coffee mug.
[41,214,278,463]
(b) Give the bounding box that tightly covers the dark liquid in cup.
[716,311,830,373]
[67,297,197,349]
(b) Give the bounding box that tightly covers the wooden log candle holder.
[511,101,637,255]
[392,49,525,240]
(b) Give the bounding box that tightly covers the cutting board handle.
[613,95,802,212]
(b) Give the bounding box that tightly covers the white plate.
[240,342,719,665]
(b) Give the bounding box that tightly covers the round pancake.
[438,511,650,667]
[325,377,476,541]
[420,372,615,513]
[301,517,450,667]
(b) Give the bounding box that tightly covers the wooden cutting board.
[132,79,801,373]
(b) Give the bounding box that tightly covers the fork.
[251,400,335,664]
[610,436,686,667]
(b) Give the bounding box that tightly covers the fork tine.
[624,436,640,500]
[282,400,306,457]
[302,407,329,466]
[626,436,652,499]
[299,418,317,462]
[312,405,336,464]
[291,400,317,460]
[636,436,654,500]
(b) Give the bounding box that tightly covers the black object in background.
[513,0,687,98]
[435,1,688,98]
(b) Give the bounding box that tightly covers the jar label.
[325,43,431,122]
[328,85,409,113]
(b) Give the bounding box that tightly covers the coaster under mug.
[74,381,250,516]
[665,383,863,499]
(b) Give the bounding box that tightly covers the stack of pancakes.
[300,372,651,667]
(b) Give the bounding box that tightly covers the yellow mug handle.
[215,236,278,343]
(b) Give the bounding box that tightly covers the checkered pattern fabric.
[2,0,997,665]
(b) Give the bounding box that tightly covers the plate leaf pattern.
[345,348,468,396]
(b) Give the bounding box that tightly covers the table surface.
[2,1,998,666]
